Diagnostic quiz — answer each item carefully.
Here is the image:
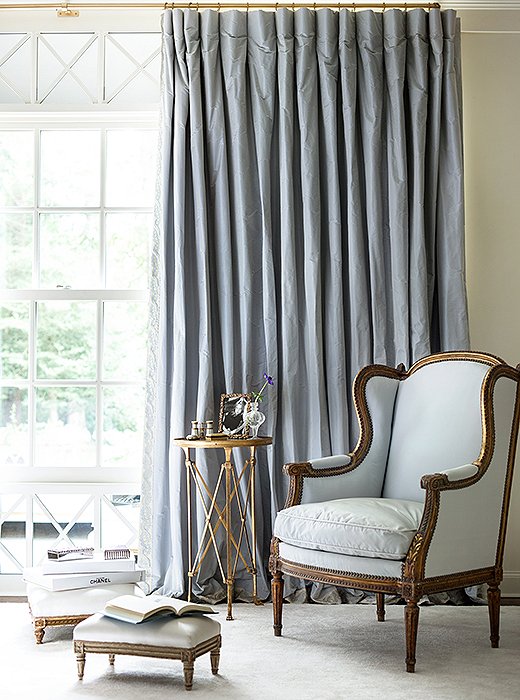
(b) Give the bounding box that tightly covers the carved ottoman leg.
[272,571,284,637]
[487,583,501,648]
[376,593,385,622]
[182,653,195,691]
[210,645,220,675]
[34,619,45,644]
[75,643,86,680]
[109,654,115,666]
[404,598,420,673]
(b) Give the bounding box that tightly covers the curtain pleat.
[140,7,469,601]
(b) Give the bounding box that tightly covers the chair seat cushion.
[273,498,423,560]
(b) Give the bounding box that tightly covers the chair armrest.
[282,454,354,508]
[421,463,479,490]
[283,454,352,477]
[404,463,482,581]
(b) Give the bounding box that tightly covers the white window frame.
[0,111,157,593]
[1,111,157,486]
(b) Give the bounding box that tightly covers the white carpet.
[2,601,519,700]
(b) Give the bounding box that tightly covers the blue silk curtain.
[140,7,469,601]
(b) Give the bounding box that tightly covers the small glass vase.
[243,400,265,438]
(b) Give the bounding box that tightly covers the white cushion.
[274,498,423,560]
[73,612,221,648]
[26,583,144,618]
[278,542,404,578]
[383,360,487,501]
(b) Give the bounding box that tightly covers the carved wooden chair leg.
[376,592,385,622]
[404,598,420,673]
[182,652,195,691]
[487,583,501,648]
[108,653,115,666]
[272,570,284,637]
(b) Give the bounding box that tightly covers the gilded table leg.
[224,448,234,620]
[376,592,385,622]
[250,446,261,605]
[404,598,419,673]
[184,448,193,603]
[272,570,284,637]
[487,583,501,648]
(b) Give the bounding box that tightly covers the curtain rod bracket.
[57,3,80,16]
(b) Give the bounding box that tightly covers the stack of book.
[23,546,145,592]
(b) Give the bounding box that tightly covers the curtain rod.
[0,3,443,12]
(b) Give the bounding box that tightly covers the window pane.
[106,212,150,289]
[0,303,29,379]
[35,387,96,467]
[36,301,96,379]
[0,387,29,465]
[103,301,147,380]
[0,213,33,288]
[0,130,34,206]
[40,213,99,288]
[40,130,100,207]
[105,130,157,207]
[103,385,144,467]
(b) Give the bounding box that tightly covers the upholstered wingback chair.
[269,352,520,672]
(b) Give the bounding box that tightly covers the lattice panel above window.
[105,33,161,104]
[0,31,161,105]
[0,33,32,103]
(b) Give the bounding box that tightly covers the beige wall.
[461,10,520,595]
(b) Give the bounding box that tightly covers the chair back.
[382,357,491,502]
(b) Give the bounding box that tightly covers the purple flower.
[252,373,274,402]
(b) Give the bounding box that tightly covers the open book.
[103,594,217,624]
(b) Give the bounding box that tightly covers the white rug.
[2,601,519,699]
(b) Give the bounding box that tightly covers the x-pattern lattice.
[37,33,98,103]
[0,31,160,105]
[0,493,139,574]
[104,33,160,103]
[0,34,31,103]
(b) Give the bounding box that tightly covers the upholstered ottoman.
[73,613,222,690]
[27,583,144,644]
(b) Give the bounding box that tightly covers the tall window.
[0,14,160,590]
[0,116,157,586]
[0,119,157,476]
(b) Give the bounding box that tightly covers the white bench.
[26,582,143,643]
[73,612,222,691]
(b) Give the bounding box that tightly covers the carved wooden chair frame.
[269,351,520,672]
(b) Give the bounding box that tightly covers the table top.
[173,436,272,449]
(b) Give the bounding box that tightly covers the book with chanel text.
[22,567,144,591]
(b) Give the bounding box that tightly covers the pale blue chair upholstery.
[269,352,520,672]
